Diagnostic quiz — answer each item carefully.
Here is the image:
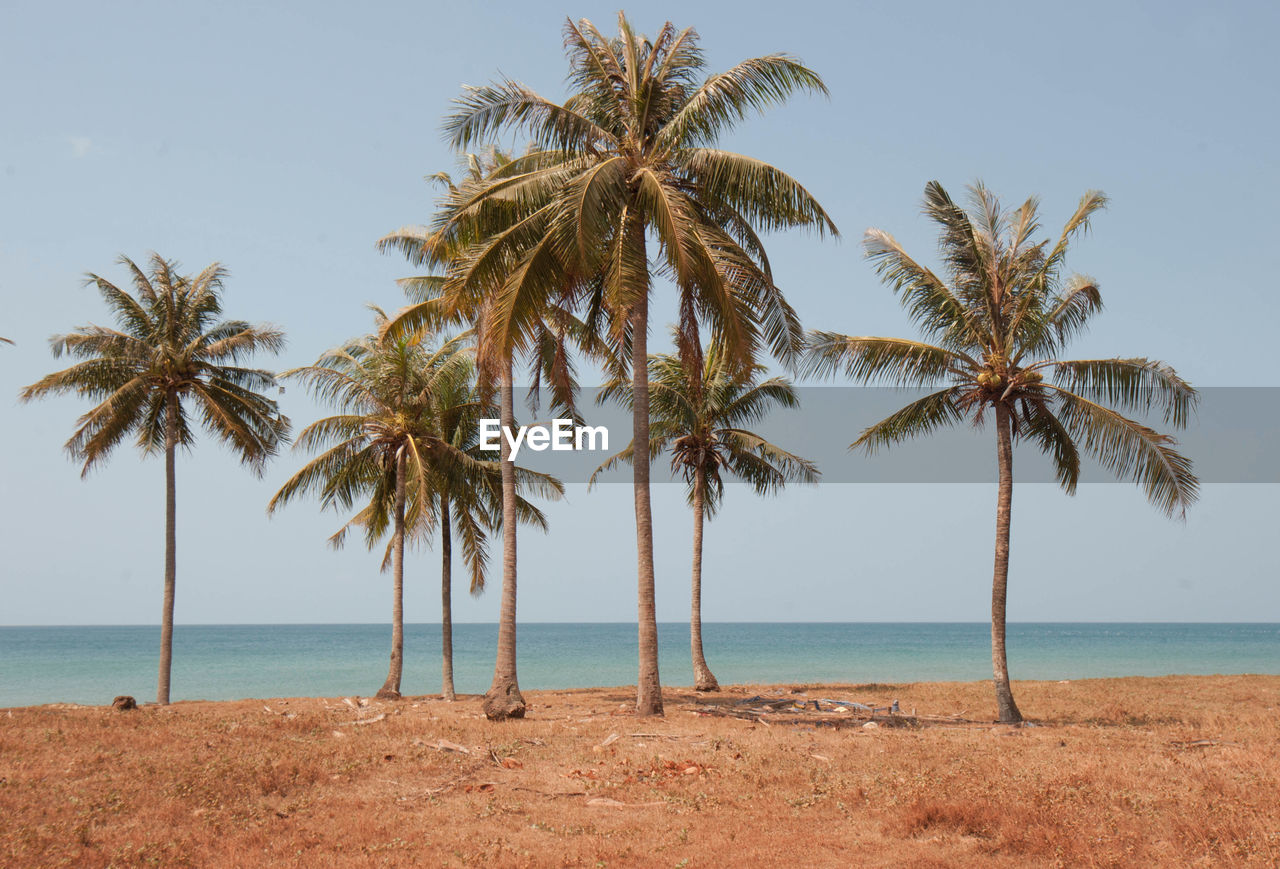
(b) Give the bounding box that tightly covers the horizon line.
[4,620,1278,628]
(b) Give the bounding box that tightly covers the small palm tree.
[804,182,1198,723]
[270,316,559,699]
[439,14,838,715]
[21,254,289,705]
[593,340,818,690]
[425,357,556,702]
[269,317,480,699]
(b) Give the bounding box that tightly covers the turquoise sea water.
[2,622,1278,708]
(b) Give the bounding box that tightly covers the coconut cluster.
[976,367,1043,398]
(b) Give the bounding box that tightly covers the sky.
[2,0,1277,626]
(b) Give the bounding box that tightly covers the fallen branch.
[336,713,386,727]
[394,777,467,800]
[629,732,699,740]
[509,787,587,798]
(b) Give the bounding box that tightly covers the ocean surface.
[2,622,1278,708]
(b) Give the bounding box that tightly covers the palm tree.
[438,14,838,715]
[592,339,818,690]
[380,153,593,719]
[268,318,482,699]
[21,253,289,705]
[270,315,560,701]
[426,360,554,703]
[804,182,1198,723]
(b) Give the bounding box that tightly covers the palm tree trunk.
[690,463,718,692]
[377,448,406,700]
[483,362,526,719]
[631,250,663,716]
[440,497,456,702]
[991,403,1022,724]
[156,392,178,706]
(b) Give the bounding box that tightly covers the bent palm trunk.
[157,393,178,705]
[441,498,456,702]
[483,363,526,719]
[377,448,407,700]
[690,464,717,691]
[991,404,1022,724]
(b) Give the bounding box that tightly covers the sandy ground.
[2,675,1279,867]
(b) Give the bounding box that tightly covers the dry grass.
[3,675,1279,867]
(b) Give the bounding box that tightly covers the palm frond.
[1050,357,1196,427]
[678,148,838,236]
[1020,274,1103,356]
[1018,398,1080,494]
[656,55,828,150]
[863,228,984,349]
[1049,387,1198,518]
[1034,190,1109,289]
[721,429,820,487]
[444,80,616,153]
[802,333,969,386]
[852,387,965,454]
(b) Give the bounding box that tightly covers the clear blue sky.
[2,0,1277,625]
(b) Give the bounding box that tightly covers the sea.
[2,622,1278,708]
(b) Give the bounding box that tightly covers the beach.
[4,675,1278,866]
[5,3,1279,866]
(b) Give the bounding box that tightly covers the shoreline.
[8,671,1280,713]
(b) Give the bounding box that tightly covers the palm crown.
[437,13,838,371]
[805,181,1198,516]
[593,339,819,514]
[269,316,558,551]
[20,253,288,474]
[269,321,446,527]
[379,151,608,415]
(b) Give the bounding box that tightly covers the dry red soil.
[3,675,1278,867]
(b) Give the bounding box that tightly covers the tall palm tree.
[380,153,594,719]
[804,182,1198,723]
[21,254,289,705]
[268,318,482,699]
[438,14,838,715]
[592,339,818,690]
